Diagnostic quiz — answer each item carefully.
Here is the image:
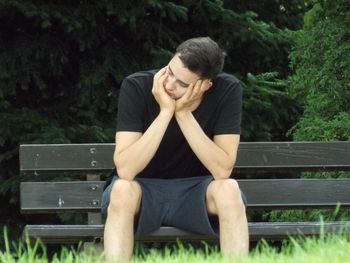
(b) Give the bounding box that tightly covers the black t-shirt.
[116,69,242,179]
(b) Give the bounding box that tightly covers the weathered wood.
[20,144,114,173]
[20,142,350,174]
[20,179,350,212]
[20,181,103,212]
[86,174,102,225]
[24,222,350,244]
[19,141,350,244]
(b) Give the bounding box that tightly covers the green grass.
[1,229,350,263]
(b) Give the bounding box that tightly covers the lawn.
[1,230,349,263]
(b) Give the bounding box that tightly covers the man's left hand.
[175,79,212,115]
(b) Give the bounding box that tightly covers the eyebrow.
[168,65,190,87]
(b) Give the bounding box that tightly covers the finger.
[194,80,210,97]
[190,80,203,99]
[158,70,168,86]
[154,66,167,81]
[201,80,212,92]
[156,72,169,95]
[182,82,195,100]
[153,67,166,93]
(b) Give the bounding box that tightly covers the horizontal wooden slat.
[236,141,350,171]
[24,222,350,243]
[20,142,350,174]
[20,179,350,212]
[20,181,103,212]
[20,143,115,174]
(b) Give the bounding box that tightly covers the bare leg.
[206,179,249,257]
[104,179,142,262]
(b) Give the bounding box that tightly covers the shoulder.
[120,70,157,97]
[209,72,242,99]
[124,69,157,84]
[213,72,240,88]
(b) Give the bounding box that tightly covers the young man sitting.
[102,37,249,262]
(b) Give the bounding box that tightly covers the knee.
[108,179,141,214]
[211,179,245,211]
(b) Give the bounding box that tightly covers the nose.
[165,75,176,91]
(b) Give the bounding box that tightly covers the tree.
[288,0,350,141]
[263,0,350,223]
[0,0,303,240]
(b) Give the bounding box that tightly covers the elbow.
[115,166,136,181]
[213,166,233,180]
[114,154,136,181]
[213,158,236,180]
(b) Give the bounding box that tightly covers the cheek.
[164,75,170,85]
[175,88,187,99]
[165,76,176,89]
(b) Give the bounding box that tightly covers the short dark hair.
[175,37,226,79]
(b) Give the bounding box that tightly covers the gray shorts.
[101,175,246,237]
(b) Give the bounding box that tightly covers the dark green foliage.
[288,0,350,141]
[0,0,299,147]
[261,0,350,223]
[0,0,307,241]
[242,71,299,141]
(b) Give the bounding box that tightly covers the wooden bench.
[19,142,350,244]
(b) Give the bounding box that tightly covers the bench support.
[85,174,102,250]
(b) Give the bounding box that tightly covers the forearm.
[175,112,236,180]
[115,111,173,180]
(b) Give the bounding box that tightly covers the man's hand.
[175,79,211,115]
[152,67,175,115]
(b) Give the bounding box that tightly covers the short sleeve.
[213,81,242,135]
[116,78,145,132]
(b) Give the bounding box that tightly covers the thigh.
[166,176,218,236]
[133,177,173,236]
[102,176,165,236]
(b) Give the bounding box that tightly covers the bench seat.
[25,222,350,244]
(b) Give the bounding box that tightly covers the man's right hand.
[152,67,175,115]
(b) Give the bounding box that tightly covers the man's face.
[164,54,202,100]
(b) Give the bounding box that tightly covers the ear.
[203,80,212,92]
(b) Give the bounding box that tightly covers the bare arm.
[114,67,174,180]
[114,111,173,180]
[175,79,240,180]
[175,111,240,180]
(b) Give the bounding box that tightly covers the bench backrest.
[20,142,350,173]
[19,142,350,213]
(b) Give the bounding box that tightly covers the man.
[102,37,249,262]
